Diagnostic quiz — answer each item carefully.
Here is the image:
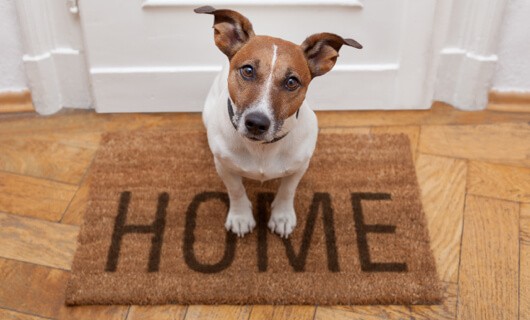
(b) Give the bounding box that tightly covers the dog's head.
[195,6,362,142]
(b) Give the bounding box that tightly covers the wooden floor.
[0,103,529,320]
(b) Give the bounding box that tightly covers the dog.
[195,6,362,238]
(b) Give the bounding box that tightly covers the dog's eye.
[240,65,255,79]
[285,77,300,91]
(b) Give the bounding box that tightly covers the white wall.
[0,0,27,92]
[492,0,530,92]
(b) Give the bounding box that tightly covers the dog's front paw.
[225,211,256,237]
[268,206,297,238]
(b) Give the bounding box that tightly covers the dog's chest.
[215,144,307,181]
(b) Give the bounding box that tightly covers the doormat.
[66,129,442,305]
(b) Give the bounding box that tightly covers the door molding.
[434,0,509,110]
[15,0,92,115]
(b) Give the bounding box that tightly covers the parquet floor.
[0,103,529,320]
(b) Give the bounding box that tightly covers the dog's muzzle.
[227,99,297,144]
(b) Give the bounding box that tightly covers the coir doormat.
[66,129,442,305]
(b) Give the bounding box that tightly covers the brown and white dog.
[195,6,362,238]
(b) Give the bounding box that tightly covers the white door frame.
[16,0,509,114]
[14,0,92,115]
[434,0,509,110]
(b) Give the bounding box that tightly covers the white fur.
[202,59,318,238]
[238,44,278,141]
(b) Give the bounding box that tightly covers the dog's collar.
[227,99,299,144]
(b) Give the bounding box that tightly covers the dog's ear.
[301,33,362,78]
[195,6,255,59]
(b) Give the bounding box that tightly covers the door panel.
[79,0,437,112]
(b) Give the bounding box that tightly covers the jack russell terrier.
[195,6,362,238]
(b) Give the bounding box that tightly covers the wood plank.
[409,282,457,320]
[315,305,410,320]
[0,259,68,319]
[249,306,315,320]
[127,305,187,320]
[488,90,530,107]
[185,305,251,320]
[0,90,34,114]
[467,161,530,203]
[415,154,466,282]
[316,102,530,128]
[0,171,78,221]
[0,109,203,139]
[0,136,96,184]
[419,123,530,167]
[57,305,129,320]
[0,258,128,320]
[522,204,530,243]
[0,212,79,270]
[371,126,420,161]
[522,242,530,320]
[0,309,48,320]
[457,196,519,320]
[0,103,34,114]
[19,131,103,150]
[0,109,109,137]
[521,204,530,320]
[488,103,530,113]
[61,176,90,225]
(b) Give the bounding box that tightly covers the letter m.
[257,192,340,272]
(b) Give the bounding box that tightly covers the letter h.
[105,191,169,272]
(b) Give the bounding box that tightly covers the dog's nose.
[245,112,270,135]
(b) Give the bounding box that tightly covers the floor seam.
[0,168,80,186]
[59,152,98,223]
[454,160,469,319]
[0,306,54,320]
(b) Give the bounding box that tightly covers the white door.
[78,0,437,112]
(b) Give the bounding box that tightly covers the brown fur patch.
[228,36,312,122]
[195,7,255,59]
[301,32,362,77]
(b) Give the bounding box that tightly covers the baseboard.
[488,90,530,112]
[0,90,35,113]
[435,48,497,110]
